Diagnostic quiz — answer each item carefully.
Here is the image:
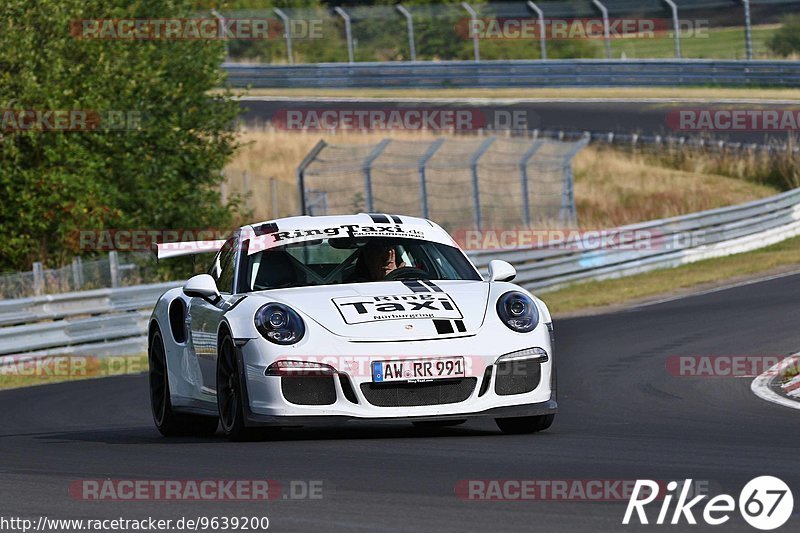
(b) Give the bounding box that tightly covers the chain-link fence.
[221,168,299,221]
[220,0,800,63]
[0,252,159,299]
[297,135,589,233]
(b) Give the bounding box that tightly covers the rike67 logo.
[623,477,793,530]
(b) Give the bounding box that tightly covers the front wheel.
[149,329,218,437]
[217,334,269,441]
[495,414,555,435]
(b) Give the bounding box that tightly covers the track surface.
[239,99,797,144]
[2,273,800,532]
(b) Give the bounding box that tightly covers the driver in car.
[361,242,406,281]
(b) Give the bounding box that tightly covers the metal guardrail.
[0,282,181,360]
[224,60,800,88]
[468,187,800,291]
[1,187,800,361]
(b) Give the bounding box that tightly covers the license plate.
[371,357,465,383]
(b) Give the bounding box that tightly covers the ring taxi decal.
[332,293,463,324]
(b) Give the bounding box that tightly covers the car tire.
[412,419,467,428]
[149,329,219,437]
[495,414,555,434]
[217,334,266,441]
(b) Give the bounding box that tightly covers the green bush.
[767,14,800,57]
[0,0,242,271]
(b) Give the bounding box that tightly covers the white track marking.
[751,354,800,410]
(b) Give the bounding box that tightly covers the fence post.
[210,10,228,62]
[270,177,278,219]
[334,7,355,63]
[296,140,328,215]
[273,8,294,64]
[220,171,227,206]
[662,0,681,59]
[560,134,590,226]
[526,1,547,60]
[461,2,480,62]
[71,257,83,290]
[32,262,44,296]
[109,251,119,288]
[362,139,392,213]
[417,138,445,219]
[741,0,753,60]
[591,0,612,59]
[469,137,496,230]
[519,140,544,227]
[243,170,251,210]
[396,4,417,61]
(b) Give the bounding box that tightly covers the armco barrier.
[223,60,800,88]
[468,187,800,290]
[1,187,800,363]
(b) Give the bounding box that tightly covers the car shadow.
[29,421,504,445]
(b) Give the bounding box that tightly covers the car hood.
[254,280,489,341]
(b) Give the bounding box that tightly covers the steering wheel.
[383,267,432,281]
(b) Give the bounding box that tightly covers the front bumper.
[234,334,557,427]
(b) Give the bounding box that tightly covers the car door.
[187,234,239,395]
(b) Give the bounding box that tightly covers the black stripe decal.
[401,280,429,293]
[369,213,390,224]
[422,280,444,293]
[454,320,466,332]
[390,215,402,224]
[433,319,454,335]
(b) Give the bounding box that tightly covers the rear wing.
[153,240,226,261]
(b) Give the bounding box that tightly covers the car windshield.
[243,237,481,291]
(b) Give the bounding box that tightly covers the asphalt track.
[2,272,800,532]
[239,98,800,144]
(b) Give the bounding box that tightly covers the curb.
[750,353,800,410]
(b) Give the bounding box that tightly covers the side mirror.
[183,274,221,303]
[488,260,516,282]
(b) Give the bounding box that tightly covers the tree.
[0,0,241,271]
[767,14,800,57]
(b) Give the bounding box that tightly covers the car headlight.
[496,291,539,333]
[255,303,305,345]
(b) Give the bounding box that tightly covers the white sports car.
[148,214,557,440]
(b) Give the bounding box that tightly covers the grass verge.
[230,87,800,101]
[544,235,800,315]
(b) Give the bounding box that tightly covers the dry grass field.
[224,128,778,228]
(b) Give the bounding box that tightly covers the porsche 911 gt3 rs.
[148,214,557,440]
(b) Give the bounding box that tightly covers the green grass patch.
[611,26,777,60]
[231,86,800,101]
